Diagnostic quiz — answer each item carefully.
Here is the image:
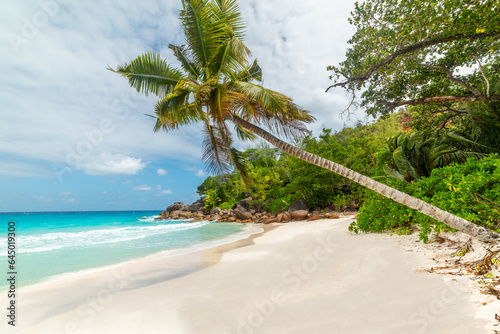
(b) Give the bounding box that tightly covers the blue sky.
[0,0,359,212]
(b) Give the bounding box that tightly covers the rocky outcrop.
[234,205,252,220]
[186,199,204,213]
[158,196,357,224]
[231,197,253,210]
[210,207,222,216]
[167,202,184,213]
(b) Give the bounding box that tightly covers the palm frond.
[234,59,262,82]
[232,81,288,112]
[180,0,227,76]
[447,131,494,152]
[213,0,247,39]
[382,166,407,182]
[234,124,257,141]
[434,151,486,167]
[109,51,185,97]
[393,146,419,181]
[153,90,200,132]
[168,44,202,80]
[228,147,251,185]
[211,37,249,81]
[202,123,232,175]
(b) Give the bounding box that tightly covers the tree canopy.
[327,0,500,117]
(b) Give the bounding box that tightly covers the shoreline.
[0,222,274,331]
[3,218,497,333]
[0,221,263,291]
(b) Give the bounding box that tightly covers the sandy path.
[3,219,488,333]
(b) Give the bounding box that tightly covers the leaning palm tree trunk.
[229,113,500,244]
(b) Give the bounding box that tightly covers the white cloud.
[161,190,173,195]
[195,169,206,177]
[133,185,152,191]
[122,180,131,184]
[60,192,72,196]
[157,168,167,176]
[77,152,146,176]
[33,195,51,202]
[157,185,162,190]
[0,0,202,178]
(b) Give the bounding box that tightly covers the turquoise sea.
[0,211,252,289]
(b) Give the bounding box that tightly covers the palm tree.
[110,0,499,243]
[382,132,484,182]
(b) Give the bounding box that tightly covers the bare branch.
[377,95,500,109]
[437,113,459,135]
[417,63,482,96]
[474,56,490,98]
[326,30,500,93]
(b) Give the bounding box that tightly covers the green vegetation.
[351,154,500,242]
[327,0,500,117]
[196,114,403,212]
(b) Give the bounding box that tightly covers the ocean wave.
[137,215,160,222]
[0,221,210,255]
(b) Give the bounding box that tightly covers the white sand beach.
[2,218,497,333]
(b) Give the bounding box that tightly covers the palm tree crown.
[110,0,315,178]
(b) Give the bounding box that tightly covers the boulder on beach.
[167,202,184,213]
[325,212,340,219]
[291,210,308,221]
[187,202,204,213]
[210,207,222,216]
[287,200,309,213]
[234,205,252,220]
[282,212,292,223]
[232,197,253,210]
[170,210,182,219]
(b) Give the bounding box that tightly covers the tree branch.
[417,63,482,96]
[437,113,459,135]
[377,95,500,109]
[474,56,490,98]
[430,107,469,115]
[326,30,500,92]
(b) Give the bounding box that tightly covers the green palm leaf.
[109,51,185,97]
[153,91,200,132]
[202,123,231,175]
[180,0,227,76]
[168,44,202,80]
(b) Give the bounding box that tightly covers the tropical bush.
[351,154,500,242]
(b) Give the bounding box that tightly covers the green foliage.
[381,132,484,182]
[197,115,403,212]
[264,194,296,213]
[198,174,242,210]
[328,0,500,117]
[351,154,500,242]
